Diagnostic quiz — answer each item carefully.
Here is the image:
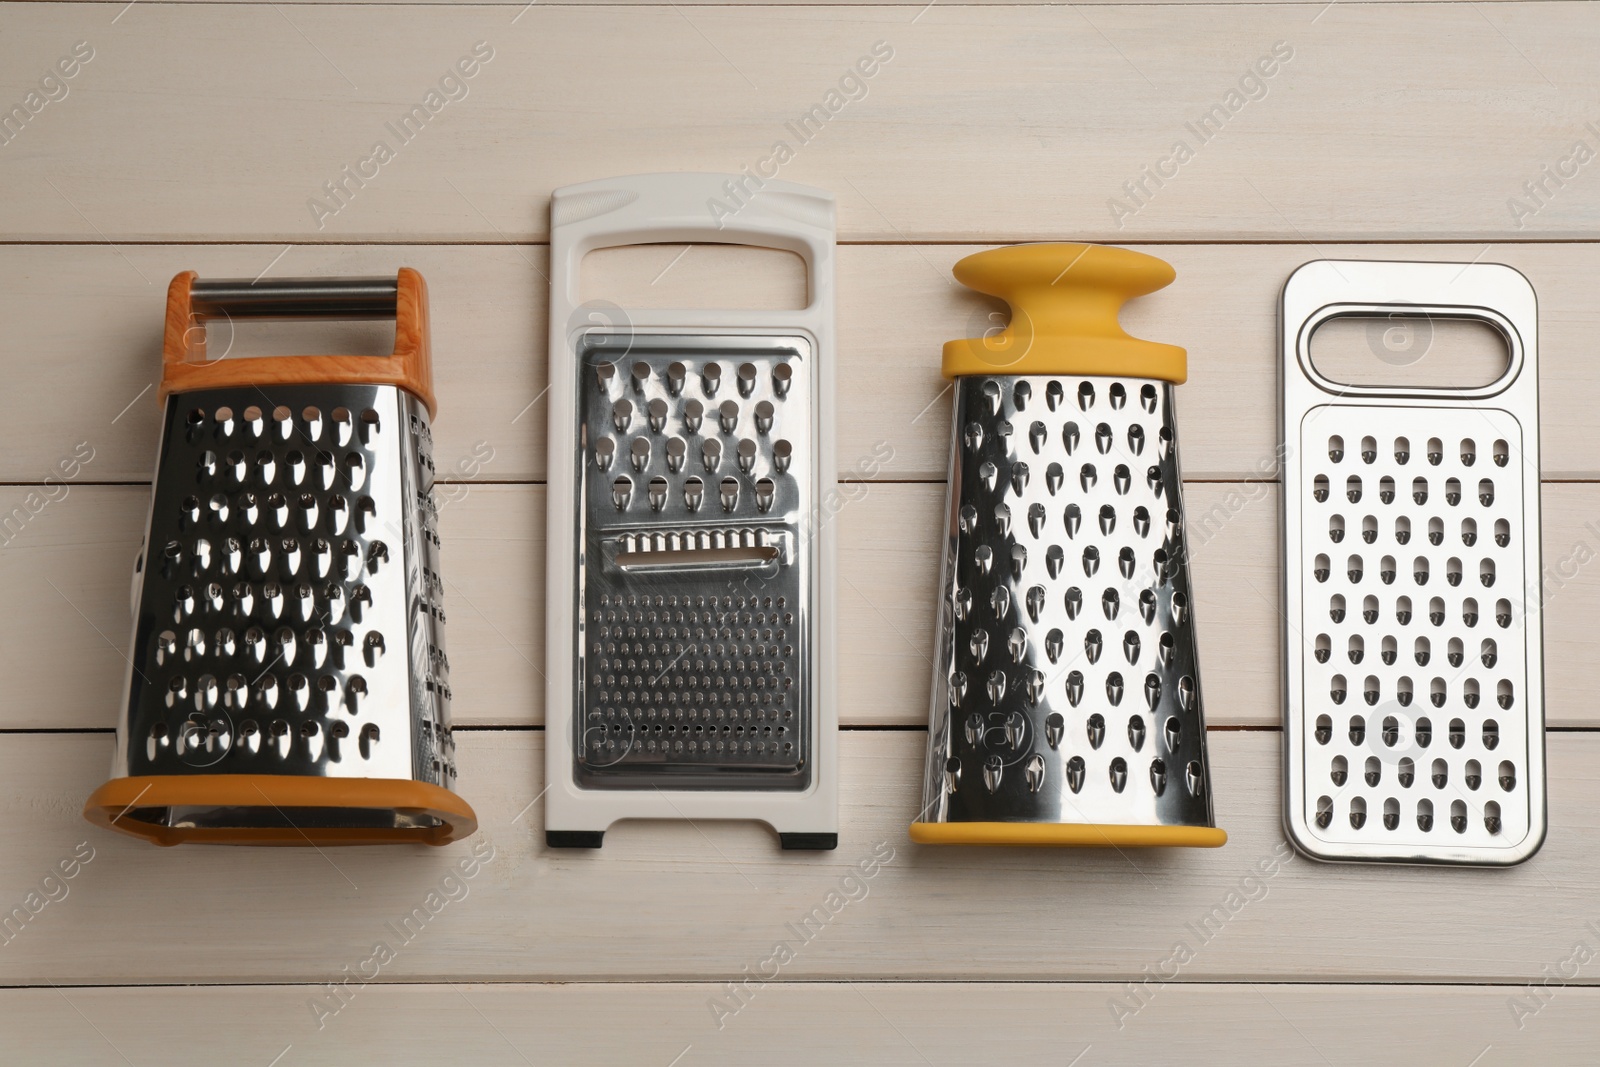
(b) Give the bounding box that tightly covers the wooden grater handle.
[160,267,437,416]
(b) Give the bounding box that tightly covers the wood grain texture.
[14,479,1600,731]
[0,983,1584,1066]
[3,5,1597,241]
[5,729,1599,985]
[5,242,1600,484]
[158,267,440,414]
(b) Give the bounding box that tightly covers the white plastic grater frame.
[544,173,837,846]
[1281,259,1546,865]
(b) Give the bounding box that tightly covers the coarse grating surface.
[122,384,454,788]
[1295,409,1531,850]
[919,374,1218,829]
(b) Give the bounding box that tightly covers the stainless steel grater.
[912,244,1225,847]
[1282,260,1546,865]
[84,270,477,846]
[545,174,837,850]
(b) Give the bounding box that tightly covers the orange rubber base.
[909,821,1227,848]
[84,775,477,846]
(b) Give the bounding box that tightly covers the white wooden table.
[3,1,1600,1062]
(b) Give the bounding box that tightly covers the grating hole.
[1495,598,1512,628]
[1328,435,1345,463]
[1362,595,1378,624]
[1378,475,1395,504]
[1329,594,1345,623]
[1331,675,1348,705]
[1360,436,1377,463]
[1394,515,1411,544]
[1394,436,1410,464]
[1426,438,1443,465]
[1315,795,1334,829]
[1398,756,1415,787]
[1314,713,1332,744]
[1382,796,1400,830]
[1330,754,1348,786]
[1313,474,1329,502]
[1395,595,1412,625]
[1349,797,1367,830]
[1417,798,1434,832]
[1432,758,1448,788]
[1416,717,1432,747]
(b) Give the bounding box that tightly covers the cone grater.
[1282,260,1546,865]
[84,269,477,845]
[545,174,837,850]
[911,244,1226,847]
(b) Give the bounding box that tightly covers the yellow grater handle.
[942,243,1186,383]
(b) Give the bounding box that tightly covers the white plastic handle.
[549,172,835,314]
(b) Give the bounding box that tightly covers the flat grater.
[1282,259,1546,865]
[84,269,477,846]
[545,173,837,850]
[911,244,1226,848]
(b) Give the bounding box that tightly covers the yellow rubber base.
[909,821,1227,848]
[84,775,477,846]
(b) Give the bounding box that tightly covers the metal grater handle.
[1282,260,1534,401]
[159,268,438,416]
[190,277,399,320]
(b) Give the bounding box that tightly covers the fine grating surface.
[920,375,1217,829]
[1295,409,1531,850]
[575,335,814,790]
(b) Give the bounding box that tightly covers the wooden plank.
[3,729,1599,985]
[0,982,1587,1066]
[3,5,1597,242]
[14,479,1600,731]
[5,242,1600,486]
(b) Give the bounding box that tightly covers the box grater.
[83,269,477,845]
[1282,260,1546,865]
[911,244,1226,847]
[544,174,837,850]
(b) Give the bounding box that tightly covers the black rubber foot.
[546,830,605,849]
[779,832,838,851]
